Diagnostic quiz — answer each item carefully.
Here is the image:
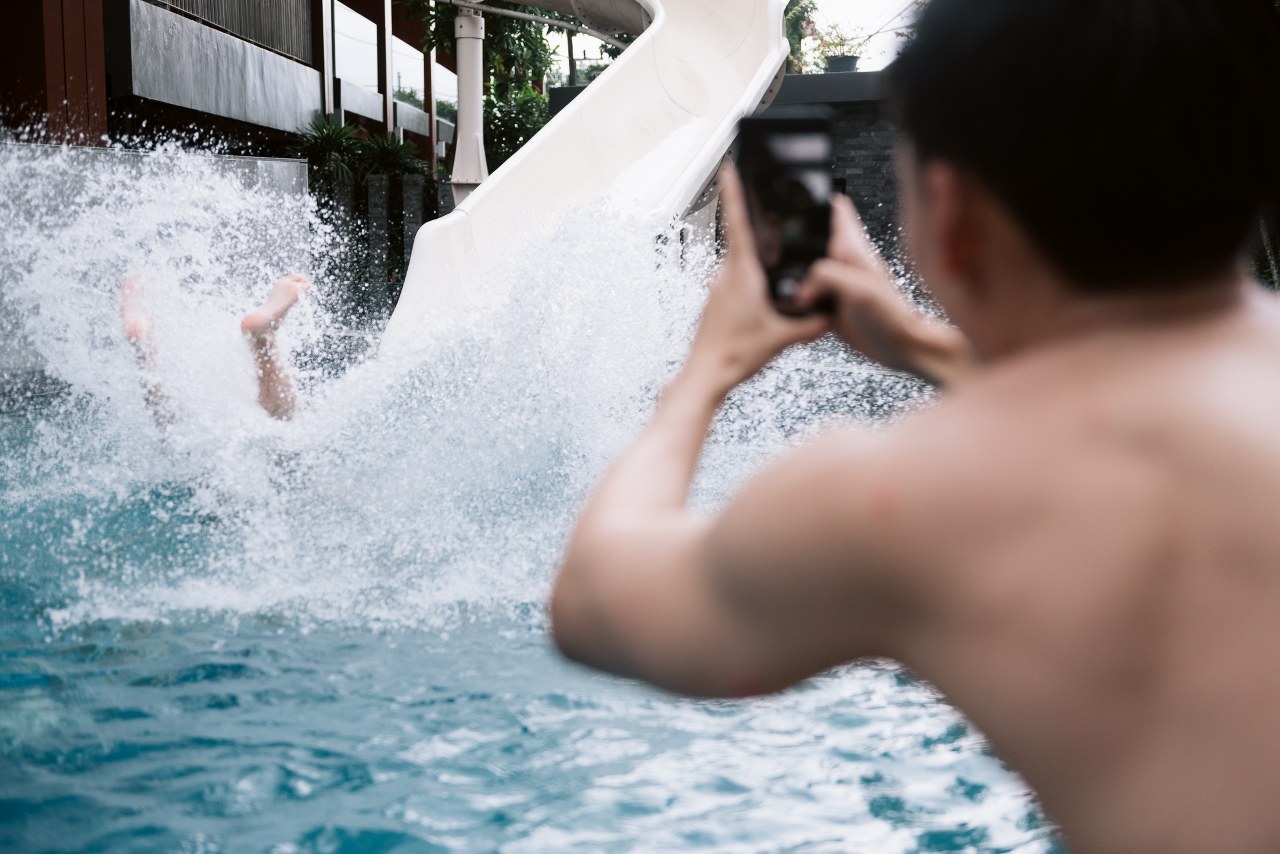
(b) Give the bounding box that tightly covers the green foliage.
[394,86,424,109]
[435,100,458,123]
[291,120,429,194]
[600,33,636,60]
[401,1,566,100]
[579,63,610,85]
[483,86,550,170]
[785,0,818,73]
[355,135,428,181]
[289,118,359,190]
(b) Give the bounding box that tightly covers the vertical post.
[42,0,68,140]
[37,0,108,145]
[311,0,335,118]
[567,31,578,87]
[82,0,107,140]
[451,9,487,205]
[425,44,437,174]
[61,0,90,134]
[376,0,394,137]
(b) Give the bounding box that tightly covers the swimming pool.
[0,142,1064,853]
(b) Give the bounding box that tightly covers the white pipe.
[435,0,629,49]
[525,0,652,35]
[451,9,488,206]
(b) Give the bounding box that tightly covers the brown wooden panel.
[82,0,109,141]
[0,4,49,124]
[62,0,91,139]
[341,0,384,23]
[42,0,68,138]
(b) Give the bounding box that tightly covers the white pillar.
[451,9,488,205]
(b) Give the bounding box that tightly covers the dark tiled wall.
[831,102,900,254]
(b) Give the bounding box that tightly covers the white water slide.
[381,0,792,350]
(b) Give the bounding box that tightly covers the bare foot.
[240,273,311,339]
[120,276,154,355]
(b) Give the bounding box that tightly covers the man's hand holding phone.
[681,164,831,399]
[796,196,977,388]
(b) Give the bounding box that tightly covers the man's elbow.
[548,569,592,666]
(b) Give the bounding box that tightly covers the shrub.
[483,86,550,170]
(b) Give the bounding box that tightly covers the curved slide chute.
[381,0,791,350]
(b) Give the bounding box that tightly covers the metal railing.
[150,0,314,64]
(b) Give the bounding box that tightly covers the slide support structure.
[451,9,488,205]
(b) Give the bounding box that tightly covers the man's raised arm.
[550,167,963,697]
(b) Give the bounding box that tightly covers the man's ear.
[921,161,984,292]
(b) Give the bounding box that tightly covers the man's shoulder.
[799,374,1101,573]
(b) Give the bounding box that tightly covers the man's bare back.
[873,286,1280,852]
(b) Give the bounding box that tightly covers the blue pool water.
[0,143,1065,852]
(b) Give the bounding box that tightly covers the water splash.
[0,139,931,632]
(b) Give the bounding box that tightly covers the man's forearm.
[584,363,728,519]
[551,363,727,677]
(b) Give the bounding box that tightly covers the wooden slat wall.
[37,0,108,144]
[157,0,313,64]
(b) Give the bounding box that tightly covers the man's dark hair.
[890,0,1280,290]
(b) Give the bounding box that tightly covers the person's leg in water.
[121,275,174,427]
[239,273,311,421]
[121,273,311,423]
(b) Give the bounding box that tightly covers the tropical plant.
[355,135,428,181]
[483,85,550,170]
[289,118,360,190]
[291,119,436,196]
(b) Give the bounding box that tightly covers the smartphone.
[735,108,834,315]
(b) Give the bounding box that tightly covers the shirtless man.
[121,272,311,422]
[550,1,1280,851]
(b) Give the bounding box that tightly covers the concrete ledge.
[437,117,455,146]
[337,79,385,124]
[549,71,887,118]
[121,0,322,134]
[769,71,887,106]
[395,101,431,138]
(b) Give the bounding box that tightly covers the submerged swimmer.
[121,272,311,423]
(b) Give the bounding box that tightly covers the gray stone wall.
[756,72,902,256]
